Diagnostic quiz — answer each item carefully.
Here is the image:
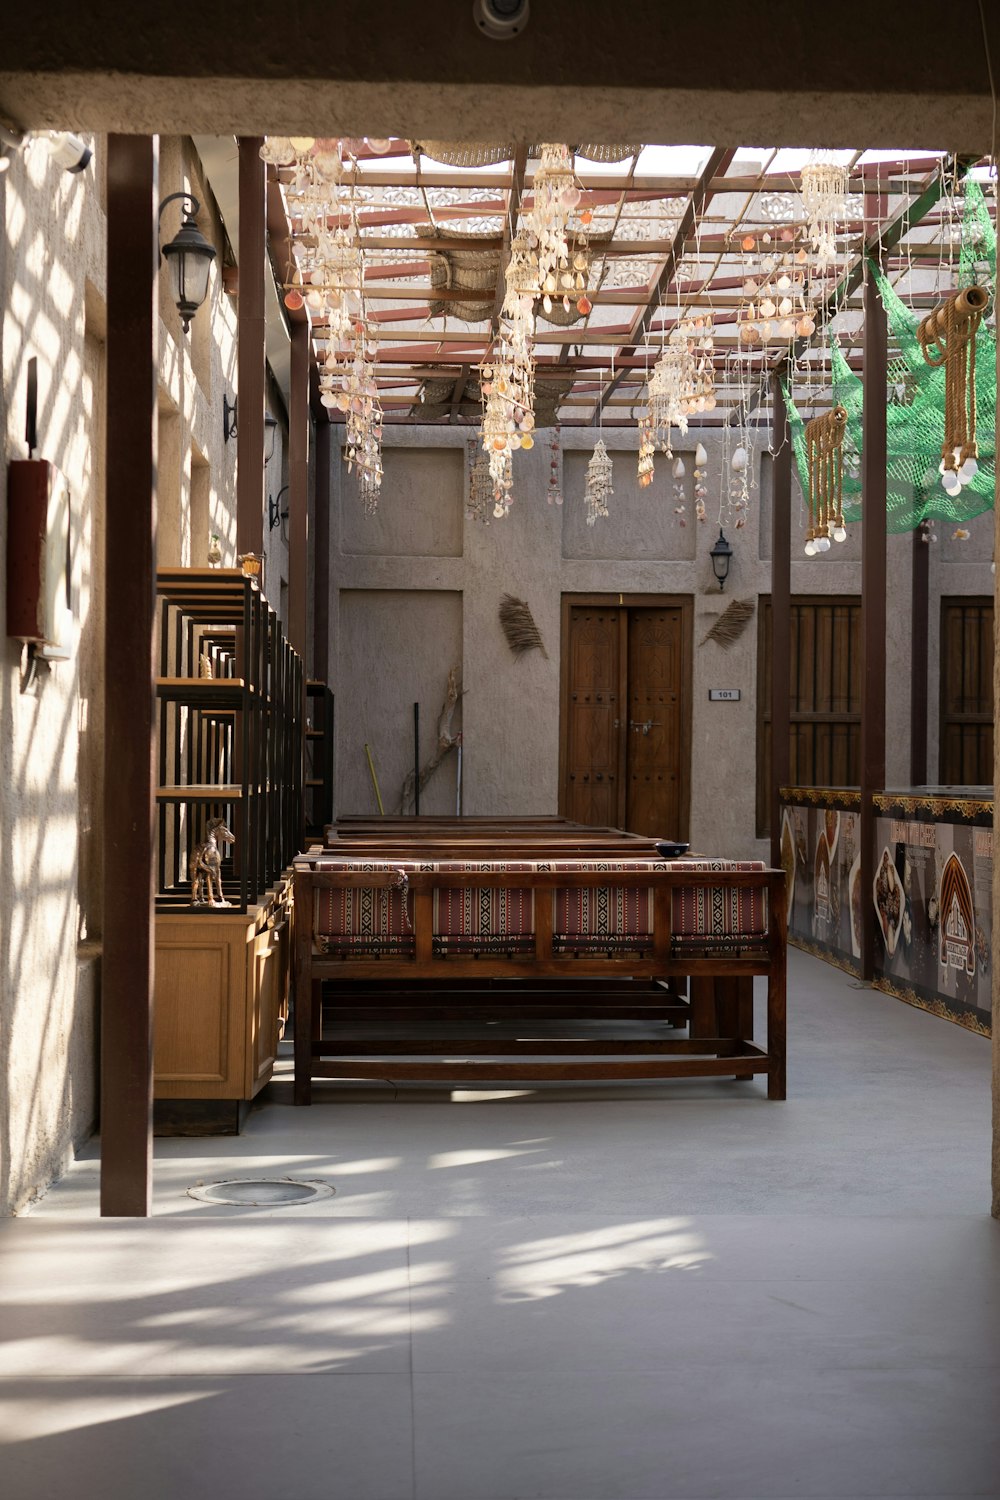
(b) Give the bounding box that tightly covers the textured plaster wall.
[0,134,240,1214]
[0,136,106,1213]
[327,424,994,859]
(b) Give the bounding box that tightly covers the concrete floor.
[1,947,998,1499]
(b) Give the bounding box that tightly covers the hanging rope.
[917,285,990,491]
[804,404,848,551]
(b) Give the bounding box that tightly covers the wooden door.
[560,598,691,838]
[626,606,683,836]
[561,604,621,827]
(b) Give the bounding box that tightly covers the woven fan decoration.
[427,227,502,323]
[414,142,642,167]
[499,593,548,659]
[699,597,756,649]
[584,439,613,526]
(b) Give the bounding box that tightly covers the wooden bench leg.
[767,971,786,1101]
[688,977,716,1039]
[293,974,314,1106]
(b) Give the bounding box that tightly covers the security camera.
[473,0,530,40]
[45,132,92,174]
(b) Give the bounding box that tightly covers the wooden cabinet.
[154,885,290,1102]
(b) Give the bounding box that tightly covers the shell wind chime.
[916,286,991,496]
[525,144,581,312]
[800,159,850,272]
[584,438,613,526]
[803,405,848,555]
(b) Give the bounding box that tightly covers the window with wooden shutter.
[939,598,994,786]
[757,596,862,837]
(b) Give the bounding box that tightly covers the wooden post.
[992,272,1000,1220]
[910,525,929,785]
[288,317,309,660]
[236,137,265,557]
[860,259,888,981]
[313,420,331,684]
[101,134,158,1217]
[770,369,792,867]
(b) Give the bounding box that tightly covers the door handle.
[629,719,661,735]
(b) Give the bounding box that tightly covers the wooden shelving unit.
[151,569,303,1126]
[304,680,334,841]
[155,569,302,914]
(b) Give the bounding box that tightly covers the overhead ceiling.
[274,142,994,428]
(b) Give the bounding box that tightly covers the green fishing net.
[784,179,996,533]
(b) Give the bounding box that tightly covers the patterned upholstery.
[307,856,768,958]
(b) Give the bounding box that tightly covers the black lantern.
[264,412,279,465]
[709,528,733,591]
[158,193,216,333]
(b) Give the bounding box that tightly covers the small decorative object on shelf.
[207,532,222,567]
[198,652,213,679]
[237,552,265,590]
[189,817,236,908]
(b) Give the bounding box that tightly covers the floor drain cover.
[187,1178,335,1207]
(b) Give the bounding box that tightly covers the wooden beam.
[859,258,889,982]
[770,369,792,868]
[288,318,309,660]
[910,527,930,784]
[237,137,266,555]
[313,420,331,684]
[101,133,158,1218]
[599,147,735,415]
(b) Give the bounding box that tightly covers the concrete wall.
[0,133,242,1214]
[327,425,995,856]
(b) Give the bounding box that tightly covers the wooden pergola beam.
[598,147,735,415]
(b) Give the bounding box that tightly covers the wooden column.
[236,136,265,557]
[860,261,888,981]
[288,318,310,661]
[101,134,158,1217]
[770,369,792,868]
[313,419,331,683]
[995,279,1000,1218]
[992,277,1000,1220]
[910,525,930,785]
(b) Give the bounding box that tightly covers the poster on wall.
[872,798,992,1031]
[781,792,862,973]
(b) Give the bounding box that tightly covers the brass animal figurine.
[189,817,236,907]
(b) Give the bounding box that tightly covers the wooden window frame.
[938,596,994,787]
[757,594,862,838]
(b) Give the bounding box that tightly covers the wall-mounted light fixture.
[158,192,216,334]
[268,484,289,533]
[264,412,278,465]
[223,395,238,444]
[709,528,734,591]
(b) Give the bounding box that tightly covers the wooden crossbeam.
[597,147,736,416]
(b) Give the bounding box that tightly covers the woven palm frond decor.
[699,597,756,649]
[499,594,548,659]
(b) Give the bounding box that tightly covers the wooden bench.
[292,852,786,1102]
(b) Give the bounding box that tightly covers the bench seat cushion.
[308,857,768,957]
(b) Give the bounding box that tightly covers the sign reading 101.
[708,688,741,702]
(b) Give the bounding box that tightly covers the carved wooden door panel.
[562,605,622,827]
[561,601,689,836]
[625,606,683,837]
